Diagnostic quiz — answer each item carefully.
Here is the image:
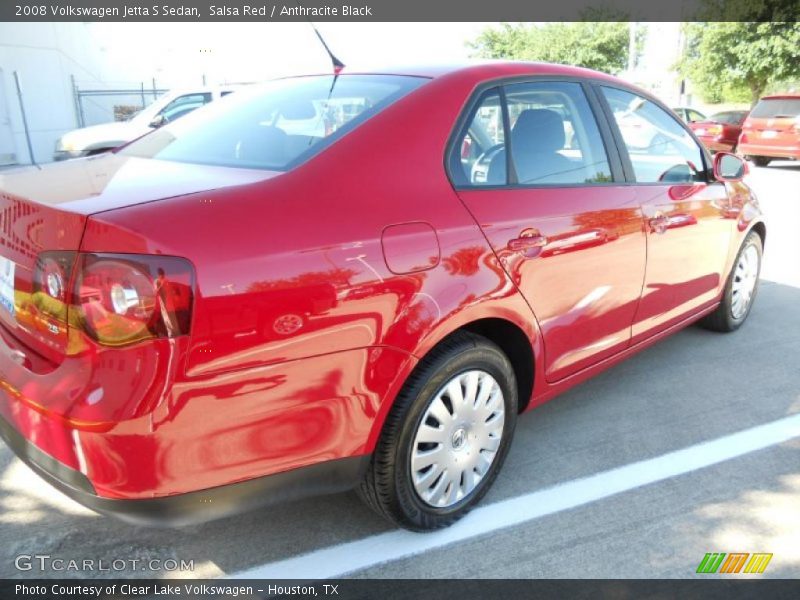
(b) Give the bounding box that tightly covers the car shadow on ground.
[760,160,800,172]
[0,280,798,579]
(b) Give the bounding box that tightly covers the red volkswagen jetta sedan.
[0,63,765,531]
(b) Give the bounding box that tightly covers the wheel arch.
[459,317,535,414]
[749,220,766,248]
[367,311,538,453]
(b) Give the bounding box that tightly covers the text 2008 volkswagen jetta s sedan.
[0,63,764,530]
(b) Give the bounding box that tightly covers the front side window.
[159,93,212,123]
[505,81,612,185]
[602,87,705,184]
[121,75,427,171]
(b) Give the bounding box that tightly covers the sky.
[90,22,494,87]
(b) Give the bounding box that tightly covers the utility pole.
[627,22,637,79]
[12,71,36,166]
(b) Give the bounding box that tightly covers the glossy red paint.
[458,186,645,382]
[0,62,764,515]
[689,112,747,153]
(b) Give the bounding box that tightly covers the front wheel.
[748,156,771,167]
[358,331,517,531]
[700,231,762,332]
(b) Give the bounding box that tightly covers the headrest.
[511,109,565,153]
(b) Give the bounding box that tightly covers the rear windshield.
[120,74,427,171]
[749,98,800,119]
[710,111,747,125]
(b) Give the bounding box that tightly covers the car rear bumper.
[738,142,800,159]
[0,413,368,526]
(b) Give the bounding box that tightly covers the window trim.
[591,81,714,185]
[446,86,506,188]
[444,74,719,191]
[445,75,627,191]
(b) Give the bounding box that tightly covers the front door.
[598,86,733,342]
[453,81,646,382]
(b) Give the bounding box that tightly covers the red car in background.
[738,93,800,166]
[689,110,749,153]
[0,63,765,531]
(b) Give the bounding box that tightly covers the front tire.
[358,331,518,531]
[749,156,771,167]
[700,231,762,332]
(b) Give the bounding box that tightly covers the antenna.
[309,23,345,74]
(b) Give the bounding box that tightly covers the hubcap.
[731,245,759,319]
[410,370,505,508]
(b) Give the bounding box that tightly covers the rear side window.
[687,109,705,123]
[602,86,705,184]
[450,81,613,187]
[505,81,612,185]
[711,111,748,125]
[749,98,800,119]
[121,75,427,171]
[453,89,506,186]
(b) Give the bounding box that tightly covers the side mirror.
[713,152,748,182]
[149,114,166,128]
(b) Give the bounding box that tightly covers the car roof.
[760,92,800,100]
[307,60,629,86]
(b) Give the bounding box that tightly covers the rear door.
[597,85,733,341]
[452,80,646,382]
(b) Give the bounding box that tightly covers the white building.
[0,23,107,165]
[0,22,230,165]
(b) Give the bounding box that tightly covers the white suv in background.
[53,87,240,161]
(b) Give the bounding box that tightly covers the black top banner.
[2,0,799,22]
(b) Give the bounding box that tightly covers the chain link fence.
[71,77,168,127]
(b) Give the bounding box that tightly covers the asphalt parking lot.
[1,161,798,580]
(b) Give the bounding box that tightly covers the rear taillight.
[75,254,194,347]
[709,125,722,135]
[32,251,76,334]
[32,251,194,350]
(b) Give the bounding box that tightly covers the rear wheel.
[748,156,771,167]
[700,231,762,332]
[358,331,517,531]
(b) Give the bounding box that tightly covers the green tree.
[679,22,800,105]
[468,22,636,75]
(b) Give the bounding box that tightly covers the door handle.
[664,213,697,229]
[649,212,697,234]
[508,229,548,254]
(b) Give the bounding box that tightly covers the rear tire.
[358,331,518,531]
[750,156,771,167]
[700,231,762,332]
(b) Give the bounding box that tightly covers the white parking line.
[230,413,800,579]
